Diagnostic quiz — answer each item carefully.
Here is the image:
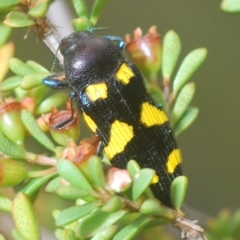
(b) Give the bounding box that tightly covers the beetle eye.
[60,38,76,55]
[60,32,91,56]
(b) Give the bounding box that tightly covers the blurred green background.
[10,0,240,219]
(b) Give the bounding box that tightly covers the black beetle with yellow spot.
[43,30,182,207]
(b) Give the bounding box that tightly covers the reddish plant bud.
[36,113,51,132]
[61,137,99,166]
[21,97,36,114]
[125,26,162,80]
[42,103,79,146]
[106,167,132,193]
[0,99,26,145]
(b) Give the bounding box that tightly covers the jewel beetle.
[43,29,182,207]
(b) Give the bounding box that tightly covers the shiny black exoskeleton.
[43,30,182,207]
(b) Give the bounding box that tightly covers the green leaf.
[45,176,62,193]
[231,209,240,237]
[101,196,122,213]
[88,156,106,189]
[147,84,166,112]
[132,168,155,201]
[221,0,240,12]
[0,102,26,146]
[52,209,60,221]
[173,48,207,94]
[57,159,94,192]
[140,199,167,216]
[143,218,171,228]
[12,193,40,240]
[172,82,195,125]
[170,176,188,211]
[0,24,12,47]
[4,11,34,27]
[56,202,99,227]
[0,42,15,82]
[113,216,151,240]
[71,0,88,18]
[90,0,109,25]
[213,210,233,234]
[29,84,49,105]
[72,17,93,32]
[20,173,57,199]
[35,92,69,114]
[21,110,55,152]
[0,76,22,91]
[9,58,35,77]
[11,228,25,240]
[28,1,50,18]
[14,87,27,101]
[162,30,181,80]
[0,233,5,240]
[0,193,12,212]
[56,186,96,201]
[21,72,49,90]
[76,209,126,238]
[0,0,19,9]
[26,60,49,73]
[174,107,199,136]
[117,212,142,227]
[0,131,26,159]
[127,160,141,178]
[55,229,78,240]
[91,226,118,240]
[50,126,80,147]
[45,177,93,202]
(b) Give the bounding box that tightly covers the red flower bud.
[61,137,99,166]
[125,26,162,81]
[21,97,36,114]
[106,168,132,193]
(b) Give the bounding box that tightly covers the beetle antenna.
[50,44,61,73]
[87,27,110,33]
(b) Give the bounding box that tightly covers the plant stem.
[27,167,57,178]
[25,152,57,166]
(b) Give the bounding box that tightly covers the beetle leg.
[96,141,104,157]
[52,91,78,130]
[43,73,69,89]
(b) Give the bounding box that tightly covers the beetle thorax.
[63,37,123,91]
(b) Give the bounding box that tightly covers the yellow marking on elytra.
[152,174,160,184]
[115,63,134,85]
[166,149,182,174]
[140,102,168,127]
[85,83,108,102]
[104,120,134,160]
[82,112,97,132]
